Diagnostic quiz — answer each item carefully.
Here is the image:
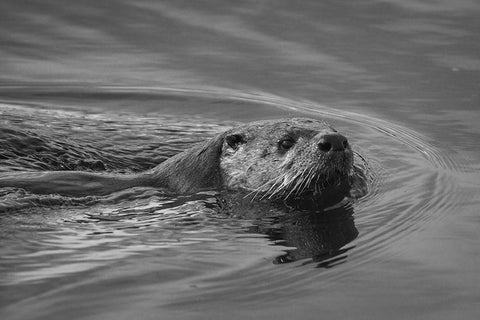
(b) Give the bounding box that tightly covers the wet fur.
[219,118,353,200]
[0,118,353,198]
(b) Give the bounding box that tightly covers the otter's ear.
[225,133,246,150]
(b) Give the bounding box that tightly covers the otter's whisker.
[290,166,315,199]
[261,177,285,200]
[245,176,279,200]
[287,168,309,199]
[245,173,287,201]
[282,167,309,200]
[300,167,316,193]
[269,175,293,199]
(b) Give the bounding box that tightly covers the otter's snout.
[317,132,349,152]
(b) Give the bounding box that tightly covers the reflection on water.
[0,88,474,320]
[264,207,358,267]
[1,0,480,319]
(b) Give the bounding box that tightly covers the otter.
[0,118,354,200]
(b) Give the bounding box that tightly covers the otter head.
[219,118,353,199]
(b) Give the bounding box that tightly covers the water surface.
[1,1,479,319]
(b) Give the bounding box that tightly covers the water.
[1,1,479,319]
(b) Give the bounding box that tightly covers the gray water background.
[1,1,479,319]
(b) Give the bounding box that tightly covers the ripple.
[0,85,470,301]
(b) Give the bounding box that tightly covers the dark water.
[1,1,479,319]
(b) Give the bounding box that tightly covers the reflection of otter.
[270,206,358,265]
[0,118,355,202]
[216,180,358,265]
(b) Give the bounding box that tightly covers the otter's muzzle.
[317,132,349,152]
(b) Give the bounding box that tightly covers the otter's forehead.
[232,118,334,139]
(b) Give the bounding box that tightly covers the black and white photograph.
[1,1,479,319]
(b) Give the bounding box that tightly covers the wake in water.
[0,87,458,272]
[0,100,371,270]
[2,87,472,320]
[0,106,369,213]
[0,103,208,211]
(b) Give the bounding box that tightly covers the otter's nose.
[317,133,349,152]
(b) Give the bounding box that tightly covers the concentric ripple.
[0,86,469,311]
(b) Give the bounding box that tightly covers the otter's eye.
[279,138,295,150]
